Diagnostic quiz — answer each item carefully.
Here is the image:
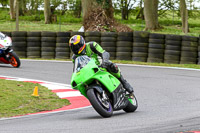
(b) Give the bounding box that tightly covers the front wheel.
[123,93,138,113]
[9,52,21,68]
[87,88,113,118]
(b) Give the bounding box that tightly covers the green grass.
[0,79,70,118]
[0,8,200,36]
[0,20,82,32]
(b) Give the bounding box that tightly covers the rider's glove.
[101,60,111,68]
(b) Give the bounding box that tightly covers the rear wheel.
[123,93,138,113]
[9,52,21,68]
[87,88,113,118]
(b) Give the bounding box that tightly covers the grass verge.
[0,79,70,118]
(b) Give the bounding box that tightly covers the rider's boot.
[118,74,134,98]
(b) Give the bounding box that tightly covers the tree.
[82,0,132,32]
[144,0,161,31]
[113,0,135,20]
[9,0,15,19]
[82,0,114,31]
[180,0,189,33]
[0,0,8,7]
[44,0,51,24]
[136,0,144,20]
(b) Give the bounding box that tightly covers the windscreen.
[73,55,91,73]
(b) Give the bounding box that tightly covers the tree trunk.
[35,0,39,14]
[144,0,160,31]
[82,0,132,32]
[15,0,19,31]
[82,0,113,20]
[44,0,51,24]
[9,0,16,19]
[180,0,189,33]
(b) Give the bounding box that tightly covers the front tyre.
[9,52,21,68]
[87,88,113,118]
[123,93,138,113]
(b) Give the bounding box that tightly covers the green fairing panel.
[92,71,120,93]
[71,59,120,97]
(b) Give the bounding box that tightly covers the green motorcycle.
[71,55,138,118]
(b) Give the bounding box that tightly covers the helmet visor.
[71,44,81,55]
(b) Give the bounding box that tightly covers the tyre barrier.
[41,31,56,59]
[116,32,133,60]
[56,32,71,59]
[1,31,11,37]
[27,32,41,58]
[197,35,200,65]
[11,31,27,58]
[180,35,198,64]
[101,32,117,60]
[132,31,149,62]
[1,31,200,65]
[148,33,165,63]
[164,35,182,64]
[85,31,101,45]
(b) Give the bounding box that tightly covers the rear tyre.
[123,93,138,113]
[9,52,21,68]
[87,88,113,118]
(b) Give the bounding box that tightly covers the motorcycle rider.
[0,32,12,53]
[69,35,134,97]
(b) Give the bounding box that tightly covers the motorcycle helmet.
[0,32,12,50]
[69,35,86,55]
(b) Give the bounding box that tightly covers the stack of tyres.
[70,32,85,37]
[116,32,133,60]
[41,31,56,59]
[199,36,200,64]
[164,35,182,64]
[180,36,198,64]
[11,31,27,58]
[56,32,71,59]
[26,32,41,58]
[101,32,117,60]
[85,31,101,45]
[147,33,165,63]
[1,31,11,37]
[132,31,149,62]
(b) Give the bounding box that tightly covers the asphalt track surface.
[0,59,200,133]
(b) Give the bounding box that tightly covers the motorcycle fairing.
[111,84,128,111]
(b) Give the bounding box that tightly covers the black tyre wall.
[116,32,133,61]
[11,31,27,58]
[147,33,165,63]
[27,32,41,58]
[198,36,200,64]
[41,32,56,59]
[101,32,117,60]
[56,32,71,59]
[132,31,149,62]
[164,34,182,64]
[180,35,198,64]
